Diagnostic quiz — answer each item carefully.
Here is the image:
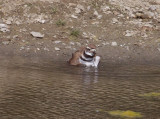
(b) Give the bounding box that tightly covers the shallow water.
[0,57,160,119]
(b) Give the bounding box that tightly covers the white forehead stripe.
[86,47,91,49]
[90,49,96,52]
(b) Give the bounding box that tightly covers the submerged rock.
[139,92,160,97]
[108,110,143,118]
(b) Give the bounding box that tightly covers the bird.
[68,44,100,67]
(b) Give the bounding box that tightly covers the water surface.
[0,56,160,119]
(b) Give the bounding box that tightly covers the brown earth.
[0,0,160,64]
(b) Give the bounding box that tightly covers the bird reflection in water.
[81,67,99,85]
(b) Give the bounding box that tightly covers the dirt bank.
[0,0,160,64]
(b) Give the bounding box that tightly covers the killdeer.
[69,44,100,67]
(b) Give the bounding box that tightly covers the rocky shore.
[0,0,160,64]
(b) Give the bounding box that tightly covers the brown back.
[68,47,85,65]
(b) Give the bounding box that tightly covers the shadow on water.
[0,56,160,119]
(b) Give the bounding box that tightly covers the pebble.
[20,46,25,50]
[135,11,155,19]
[6,20,12,25]
[135,11,144,18]
[75,4,85,14]
[5,17,13,25]
[94,11,102,19]
[69,3,76,7]
[101,5,110,12]
[22,40,26,42]
[75,8,81,14]
[44,47,49,51]
[55,47,60,51]
[71,15,78,19]
[76,42,81,46]
[111,42,118,46]
[26,47,30,51]
[30,31,44,38]
[102,42,110,45]
[0,24,8,28]
[141,33,148,38]
[77,4,85,11]
[112,18,119,24]
[54,40,62,44]
[35,17,46,24]
[146,11,155,19]
[94,11,99,16]
[87,6,91,11]
[82,32,88,38]
[149,6,157,11]
[0,24,10,32]
[125,46,129,50]
[0,27,9,33]
[65,46,72,49]
[70,42,75,45]
[118,14,124,17]
[2,41,10,45]
[62,43,66,45]
[125,30,137,37]
[13,35,18,39]
[15,21,21,25]
[97,15,102,19]
[91,21,99,25]
[53,35,57,38]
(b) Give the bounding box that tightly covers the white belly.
[79,56,100,67]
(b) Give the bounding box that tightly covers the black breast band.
[80,56,93,62]
[83,51,95,58]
